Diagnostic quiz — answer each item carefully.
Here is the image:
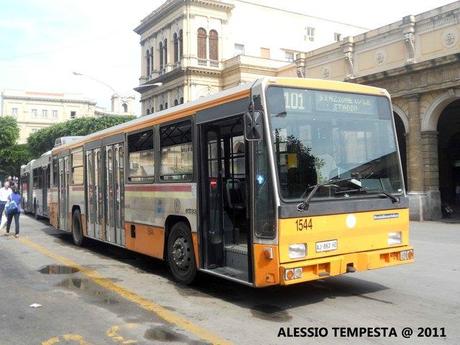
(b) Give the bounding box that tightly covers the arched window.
[165,102,168,109]
[197,28,207,60]
[146,49,150,76]
[146,108,150,115]
[209,30,218,61]
[180,97,184,104]
[174,99,179,106]
[164,39,168,65]
[173,33,179,63]
[160,104,164,111]
[179,29,183,59]
[122,103,128,113]
[159,41,163,70]
[150,47,154,73]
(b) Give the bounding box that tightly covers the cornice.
[354,53,460,83]
[134,0,233,35]
[2,95,96,105]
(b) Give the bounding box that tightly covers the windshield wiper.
[335,188,400,203]
[297,177,362,211]
[297,177,400,211]
[273,111,287,118]
[374,190,400,203]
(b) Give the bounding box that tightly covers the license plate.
[316,240,338,253]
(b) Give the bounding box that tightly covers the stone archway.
[422,89,460,132]
[436,99,460,214]
[392,107,408,189]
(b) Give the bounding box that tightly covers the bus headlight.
[288,243,307,259]
[388,231,402,245]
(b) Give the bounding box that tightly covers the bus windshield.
[266,86,403,201]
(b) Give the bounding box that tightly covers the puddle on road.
[56,278,209,344]
[144,326,210,345]
[39,265,79,274]
[250,304,292,322]
[57,278,119,305]
[144,326,182,342]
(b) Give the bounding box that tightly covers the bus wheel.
[34,200,38,219]
[167,222,197,284]
[72,209,85,246]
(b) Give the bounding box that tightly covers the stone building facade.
[134,0,366,115]
[288,2,460,220]
[1,90,135,144]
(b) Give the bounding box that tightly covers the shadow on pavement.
[33,216,390,322]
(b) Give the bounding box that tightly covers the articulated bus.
[21,151,51,218]
[31,151,51,218]
[20,160,34,214]
[21,137,82,218]
[25,78,414,287]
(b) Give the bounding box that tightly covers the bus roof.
[51,77,388,154]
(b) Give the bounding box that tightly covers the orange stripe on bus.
[125,184,192,192]
[52,89,250,154]
[70,185,84,191]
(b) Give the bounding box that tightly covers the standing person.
[5,186,21,238]
[0,181,12,226]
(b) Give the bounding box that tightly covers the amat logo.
[345,214,356,229]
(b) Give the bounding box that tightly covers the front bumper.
[280,245,414,285]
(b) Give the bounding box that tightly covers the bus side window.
[127,129,155,183]
[71,150,84,185]
[159,120,193,182]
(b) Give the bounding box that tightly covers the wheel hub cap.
[172,237,189,269]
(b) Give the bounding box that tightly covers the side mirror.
[244,110,263,141]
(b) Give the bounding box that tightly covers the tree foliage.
[27,115,135,157]
[0,117,31,179]
[0,144,33,179]
[0,116,19,148]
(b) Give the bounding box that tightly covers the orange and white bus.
[28,77,414,287]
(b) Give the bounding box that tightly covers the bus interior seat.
[225,179,245,211]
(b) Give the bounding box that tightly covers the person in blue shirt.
[5,186,21,238]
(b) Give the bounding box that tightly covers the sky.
[0,0,456,114]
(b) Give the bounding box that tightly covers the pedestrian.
[5,186,21,238]
[0,181,12,229]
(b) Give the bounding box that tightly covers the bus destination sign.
[282,89,378,115]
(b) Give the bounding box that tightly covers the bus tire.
[72,209,85,246]
[167,222,197,285]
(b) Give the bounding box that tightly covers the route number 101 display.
[284,91,306,111]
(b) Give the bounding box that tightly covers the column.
[407,95,423,192]
[421,131,442,219]
[406,94,427,221]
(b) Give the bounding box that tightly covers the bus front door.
[199,115,252,283]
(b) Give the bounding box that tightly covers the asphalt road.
[0,215,458,345]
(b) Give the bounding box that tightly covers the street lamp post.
[72,71,117,94]
[73,71,122,112]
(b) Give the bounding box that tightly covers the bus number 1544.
[295,218,313,231]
